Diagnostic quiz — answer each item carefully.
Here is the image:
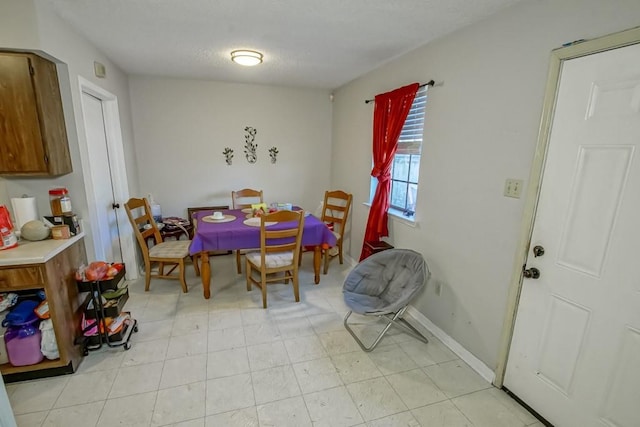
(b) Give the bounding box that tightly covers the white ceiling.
[47,0,523,90]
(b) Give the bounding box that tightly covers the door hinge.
[29,64,35,76]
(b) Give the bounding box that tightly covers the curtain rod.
[364,80,435,104]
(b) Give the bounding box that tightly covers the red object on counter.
[0,205,18,250]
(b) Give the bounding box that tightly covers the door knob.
[523,267,540,279]
[533,245,545,257]
[112,203,120,209]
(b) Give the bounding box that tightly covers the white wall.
[128,77,332,217]
[331,0,640,369]
[0,0,140,261]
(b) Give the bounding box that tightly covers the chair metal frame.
[343,306,428,352]
[342,248,429,352]
[231,188,264,273]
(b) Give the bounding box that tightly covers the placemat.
[202,214,236,223]
[243,218,277,227]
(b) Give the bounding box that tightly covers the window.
[370,85,427,219]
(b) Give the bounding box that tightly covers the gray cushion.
[343,249,429,315]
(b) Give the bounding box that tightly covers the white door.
[78,77,137,279]
[82,91,122,263]
[505,43,640,426]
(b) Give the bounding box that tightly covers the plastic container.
[148,194,162,223]
[49,188,73,216]
[4,318,44,366]
[0,324,9,364]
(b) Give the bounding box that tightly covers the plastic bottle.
[148,194,162,223]
[49,188,73,216]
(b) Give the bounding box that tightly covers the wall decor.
[222,147,234,165]
[244,126,258,163]
[268,147,279,164]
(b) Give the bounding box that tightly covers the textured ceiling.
[46,0,523,89]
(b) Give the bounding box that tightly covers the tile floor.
[7,254,542,427]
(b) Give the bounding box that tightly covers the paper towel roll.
[11,197,39,230]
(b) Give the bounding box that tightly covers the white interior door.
[82,91,122,262]
[79,77,137,279]
[505,43,640,426]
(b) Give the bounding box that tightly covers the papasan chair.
[343,248,430,352]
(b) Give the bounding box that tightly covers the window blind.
[396,85,427,155]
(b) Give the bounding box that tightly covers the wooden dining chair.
[231,188,264,273]
[321,190,353,274]
[124,197,199,293]
[245,210,305,308]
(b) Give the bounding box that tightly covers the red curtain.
[360,83,419,260]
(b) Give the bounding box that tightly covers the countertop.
[0,232,85,267]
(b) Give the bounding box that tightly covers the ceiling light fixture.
[230,50,263,66]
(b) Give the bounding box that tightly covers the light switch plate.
[504,179,523,198]
[94,61,106,78]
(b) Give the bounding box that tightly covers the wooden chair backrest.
[124,197,162,257]
[188,205,229,235]
[232,188,263,209]
[259,210,304,262]
[321,190,353,239]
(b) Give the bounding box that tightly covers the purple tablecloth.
[189,209,336,255]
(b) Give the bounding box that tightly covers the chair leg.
[323,250,330,274]
[179,261,188,293]
[245,259,252,291]
[293,271,300,302]
[344,310,392,352]
[343,306,428,352]
[236,250,242,274]
[144,261,151,291]
[338,241,344,264]
[192,255,200,276]
[261,272,268,309]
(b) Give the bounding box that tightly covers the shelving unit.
[76,266,137,353]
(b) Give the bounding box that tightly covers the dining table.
[189,208,337,299]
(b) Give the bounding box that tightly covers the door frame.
[494,26,640,387]
[77,77,138,280]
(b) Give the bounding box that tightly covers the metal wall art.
[244,126,258,163]
[222,147,234,165]
[268,147,279,164]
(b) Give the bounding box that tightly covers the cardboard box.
[44,215,80,235]
[51,224,70,239]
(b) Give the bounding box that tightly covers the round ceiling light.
[230,50,263,66]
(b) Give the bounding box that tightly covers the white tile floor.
[7,255,543,427]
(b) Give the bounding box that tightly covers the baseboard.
[405,306,496,385]
[344,254,359,268]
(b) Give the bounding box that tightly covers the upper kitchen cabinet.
[0,52,72,176]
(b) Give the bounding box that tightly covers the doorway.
[496,27,640,426]
[78,77,137,280]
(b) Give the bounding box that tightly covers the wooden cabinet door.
[0,54,48,173]
[0,52,71,176]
